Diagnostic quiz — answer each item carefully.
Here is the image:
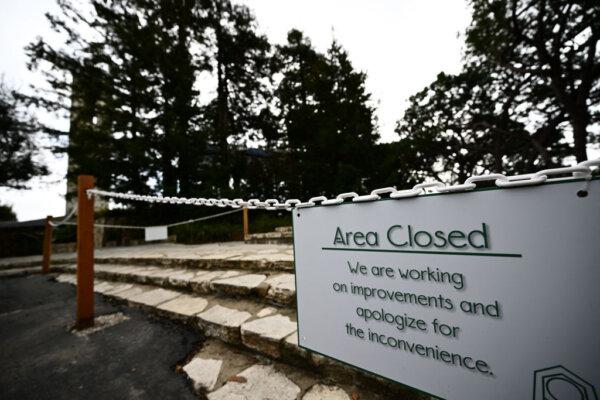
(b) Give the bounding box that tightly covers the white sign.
[144,226,168,242]
[293,178,600,400]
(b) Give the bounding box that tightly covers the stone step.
[55,273,296,349]
[89,254,294,272]
[245,237,293,245]
[0,266,41,278]
[52,273,417,399]
[182,339,386,399]
[245,227,294,245]
[275,226,293,234]
[0,242,294,272]
[52,263,296,306]
[245,230,293,245]
[246,231,293,240]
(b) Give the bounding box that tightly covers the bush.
[100,206,292,245]
[172,209,292,244]
[0,204,17,221]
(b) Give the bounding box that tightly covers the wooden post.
[42,216,53,273]
[243,207,249,241]
[76,175,95,327]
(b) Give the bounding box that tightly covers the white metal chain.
[165,208,242,227]
[48,205,78,227]
[86,158,600,211]
[49,207,242,230]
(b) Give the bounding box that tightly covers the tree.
[0,83,47,188]
[466,0,600,162]
[200,0,273,197]
[396,61,571,183]
[275,30,379,199]
[151,0,205,196]
[397,0,599,182]
[27,1,385,206]
[0,204,17,221]
[27,0,210,200]
[73,0,207,198]
[27,0,277,202]
[26,0,149,194]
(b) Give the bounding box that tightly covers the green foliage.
[26,0,282,205]
[0,228,44,257]
[18,0,600,210]
[0,204,17,221]
[53,224,77,244]
[274,31,379,198]
[466,0,600,162]
[96,206,289,245]
[0,83,47,188]
[172,212,290,244]
[397,64,570,183]
[397,0,599,182]
[201,0,274,198]
[26,1,380,212]
[14,0,600,247]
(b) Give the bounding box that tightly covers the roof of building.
[0,217,66,229]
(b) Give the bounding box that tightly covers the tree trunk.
[213,1,230,194]
[571,111,589,163]
[162,144,177,196]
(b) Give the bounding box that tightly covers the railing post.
[77,175,95,327]
[42,216,53,273]
[243,207,249,241]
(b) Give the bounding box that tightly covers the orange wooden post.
[76,175,95,327]
[42,216,53,273]
[243,207,249,240]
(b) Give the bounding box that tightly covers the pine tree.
[27,0,207,199]
[0,83,47,188]
[200,0,273,197]
[275,30,379,199]
[0,204,17,221]
[26,1,384,205]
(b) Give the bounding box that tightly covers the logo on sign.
[533,365,597,400]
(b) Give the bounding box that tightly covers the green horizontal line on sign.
[321,247,522,258]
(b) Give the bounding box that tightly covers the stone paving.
[245,226,293,245]
[0,242,294,270]
[208,364,301,400]
[51,263,296,305]
[2,242,423,399]
[51,271,416,399]
[241,314,298,358]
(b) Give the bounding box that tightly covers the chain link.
[49,206,242,230]
[48,205,78,227]
[87,158,599,211]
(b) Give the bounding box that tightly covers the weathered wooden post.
[243,207,249,241]
[76,175,95,327]
[42,216,53,273]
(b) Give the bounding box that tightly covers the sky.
[0,0,471,221]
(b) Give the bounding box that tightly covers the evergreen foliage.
[397,0,599,182]
[22,0,599,202]
[0,204,17,222]
[274,31,379,198]
[26,0,379,203]
[0,83,47,189]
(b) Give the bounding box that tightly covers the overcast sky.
[0,0,471,221]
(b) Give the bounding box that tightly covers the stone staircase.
[0,243,425,400]
[245,226,293,245]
